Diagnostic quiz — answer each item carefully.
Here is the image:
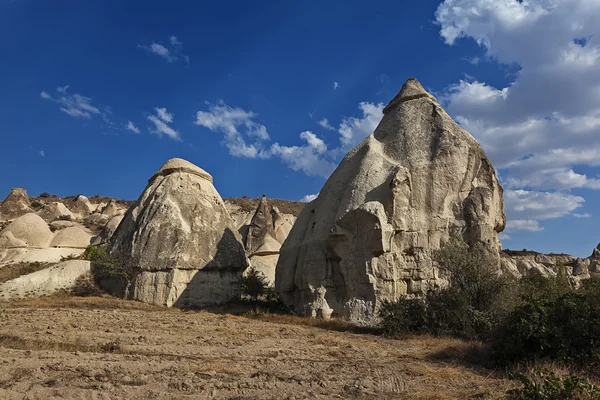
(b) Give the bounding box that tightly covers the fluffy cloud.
[270,131,336,177]
[318,118,335,131]
[300,193,319,202]
[195,100,385,177]
[126,121,140,134]
[333,81,340,90]
[139,36,189,64]
[503,189,585,232]
[40,85,101,119]
[195,101,270,158]
[148,107,180,140]
[338,102,384,148]
[435,0,600,231]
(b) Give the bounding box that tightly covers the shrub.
[492,290,600,367]
[507,369,600,400]
[520,268,573,303]
[83,245,106,262]
[39,192,50,198]
[379,236,516,340]
[70,272,105,297]
[241,268,270,302]
[379,297,427,336]
[84,245,137,295]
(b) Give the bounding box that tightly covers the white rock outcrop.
[0,260,91,299]
[108,158,248,307]
[0,213,53,249]
[0,188,32,220]
[275,78,506,323]
[37,202,75,222]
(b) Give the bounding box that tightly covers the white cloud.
[126,121,140,134]
[503,189,585,231]
[38,150,45,157]
[435,0,600,231]
[300,193,319,202]
[573,213,592,218]
[506,220,544,232]
[195,101,270,158]
[333,82,340,90]
[498,233,511,240]
[194,100,383,178]
[139,36,189,64]
[299,131,327,154]
[148,107,180,141]
[338,102,384,148]
[40,86,102,119]
[318,118,335,131]
[155,107,173,123]
[169,35,182,47]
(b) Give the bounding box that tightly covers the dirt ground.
[0,296,512,399]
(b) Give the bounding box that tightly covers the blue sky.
[2,0,600,257]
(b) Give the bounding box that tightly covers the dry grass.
[6,293,174,312]
[247,313,382,334]
[0,262,50,284]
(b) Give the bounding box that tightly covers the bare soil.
[0,296,512,399]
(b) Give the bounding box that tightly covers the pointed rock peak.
[383,78,438,114]
[149,157,213,184]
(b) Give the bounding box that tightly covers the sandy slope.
[0,296,511,399]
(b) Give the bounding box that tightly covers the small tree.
[241,268,270,302]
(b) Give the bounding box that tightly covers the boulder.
[72,195,95,216]
[37,202,75,222]
[101,200,123,217]
[108,158,248,307]
[275,78,506,323]
[91,215,124,245]
[0,213,53,249]
[0,188,32,220]
[50,226,92,249]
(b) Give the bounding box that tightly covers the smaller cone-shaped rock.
[108,158,248,307]
[275,78,506,324]
[0,188,32,220]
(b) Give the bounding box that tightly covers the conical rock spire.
[276,78,505,324]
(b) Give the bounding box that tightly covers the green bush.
[84,245,137,295]
[241,268,270,302]
[239,268,292,314]
[379,297,427,336]
[492,290,600,367]
[379,236,516,339]
[507,369,600,400]
[83,245,106,262]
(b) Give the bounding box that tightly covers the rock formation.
[275,78,506,323]
[108,158,248,307]
[0,213,53,248]
[242,195,284,283]
[0,260,91,300]
[0,188,32,220]
[37,202,75,222]
[500,250,575,278]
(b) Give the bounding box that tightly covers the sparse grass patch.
[0,262,50,284]
[247,313,382,335]
[8,293,173,311]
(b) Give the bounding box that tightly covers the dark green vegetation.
[379,237,600,398]
[507,370,600,400]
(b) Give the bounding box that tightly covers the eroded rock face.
[108,158,248,307]
[0,188,32,220]
[275,78,506,324]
